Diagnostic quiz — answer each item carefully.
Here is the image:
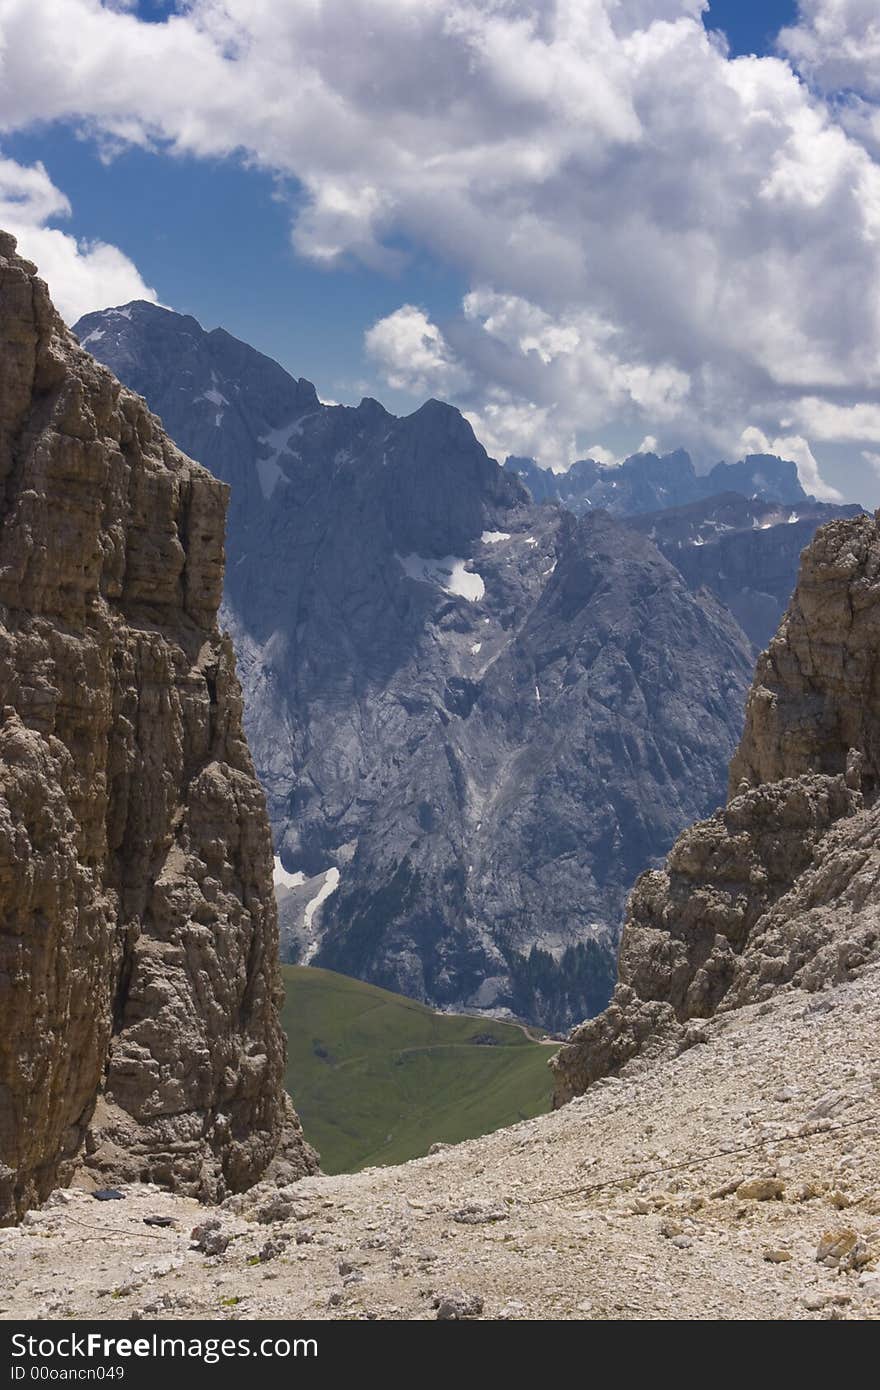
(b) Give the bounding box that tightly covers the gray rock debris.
[433,1290,484,1320]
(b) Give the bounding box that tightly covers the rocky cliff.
[0,234,316,1225]
[552,511,880,1103]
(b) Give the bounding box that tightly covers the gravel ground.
[2,965,878,1321]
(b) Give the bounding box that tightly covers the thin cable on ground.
[526,1110,879,1206]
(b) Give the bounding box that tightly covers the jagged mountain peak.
[71,299,805,1029]
[354,394,391,418]
[74,301,523,541]
[506,445,811,517]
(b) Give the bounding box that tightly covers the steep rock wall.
[0,233,316,1224]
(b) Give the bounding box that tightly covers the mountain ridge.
[73,298,850,1030]
[507,447,811,516]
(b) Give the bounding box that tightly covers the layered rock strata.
[0,233,316,1224]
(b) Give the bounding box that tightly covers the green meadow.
[282,965,557,1174]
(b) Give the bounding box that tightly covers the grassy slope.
[282,965,557,1174]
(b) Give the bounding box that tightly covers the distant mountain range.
[505,449,809,515]
[74,301,861,1028]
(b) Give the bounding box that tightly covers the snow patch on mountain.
[397,553,485,602]
[273,856,305,891]
[193,372,230,427]
[300,867,341,964]
[256,456,287,498]
[256,422,299,500]
[304,867,340,931]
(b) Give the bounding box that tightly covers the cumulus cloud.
[2,2,880,491]
[0,154,157,322]
[368,290,691,466]
[584,443,620,466]
[364,304,469,396]
[779,1,880,99]
[462,399,577,473]
[789,395,880,442]
[778,4,880,159]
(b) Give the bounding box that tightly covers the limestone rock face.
[0,233,316,1225]
[552,512,880,1104]
[729,513,880,794]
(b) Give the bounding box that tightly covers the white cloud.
[862,448,880,475]
[462,399,575,472]
[368,290,691,467]
[2,2,880,493]
[789,395,880,442]
[779,2,880,100]
[364,304,469,396]
[778,4,880,158]
[0,154,157,323]
[584,443,619,466]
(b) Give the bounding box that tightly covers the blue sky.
[1,1,879,505]
[703,1,798,57]
[4,122,464,409]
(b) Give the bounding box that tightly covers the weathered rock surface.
[0,233,316,1225]
[552,511,880,1103]
[74,301,755,1028]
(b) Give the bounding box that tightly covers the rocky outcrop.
[552,511,880,1104]
[0,234,316,1225]
[729,513,880,793]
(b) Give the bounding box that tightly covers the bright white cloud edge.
[0,155,157,323]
